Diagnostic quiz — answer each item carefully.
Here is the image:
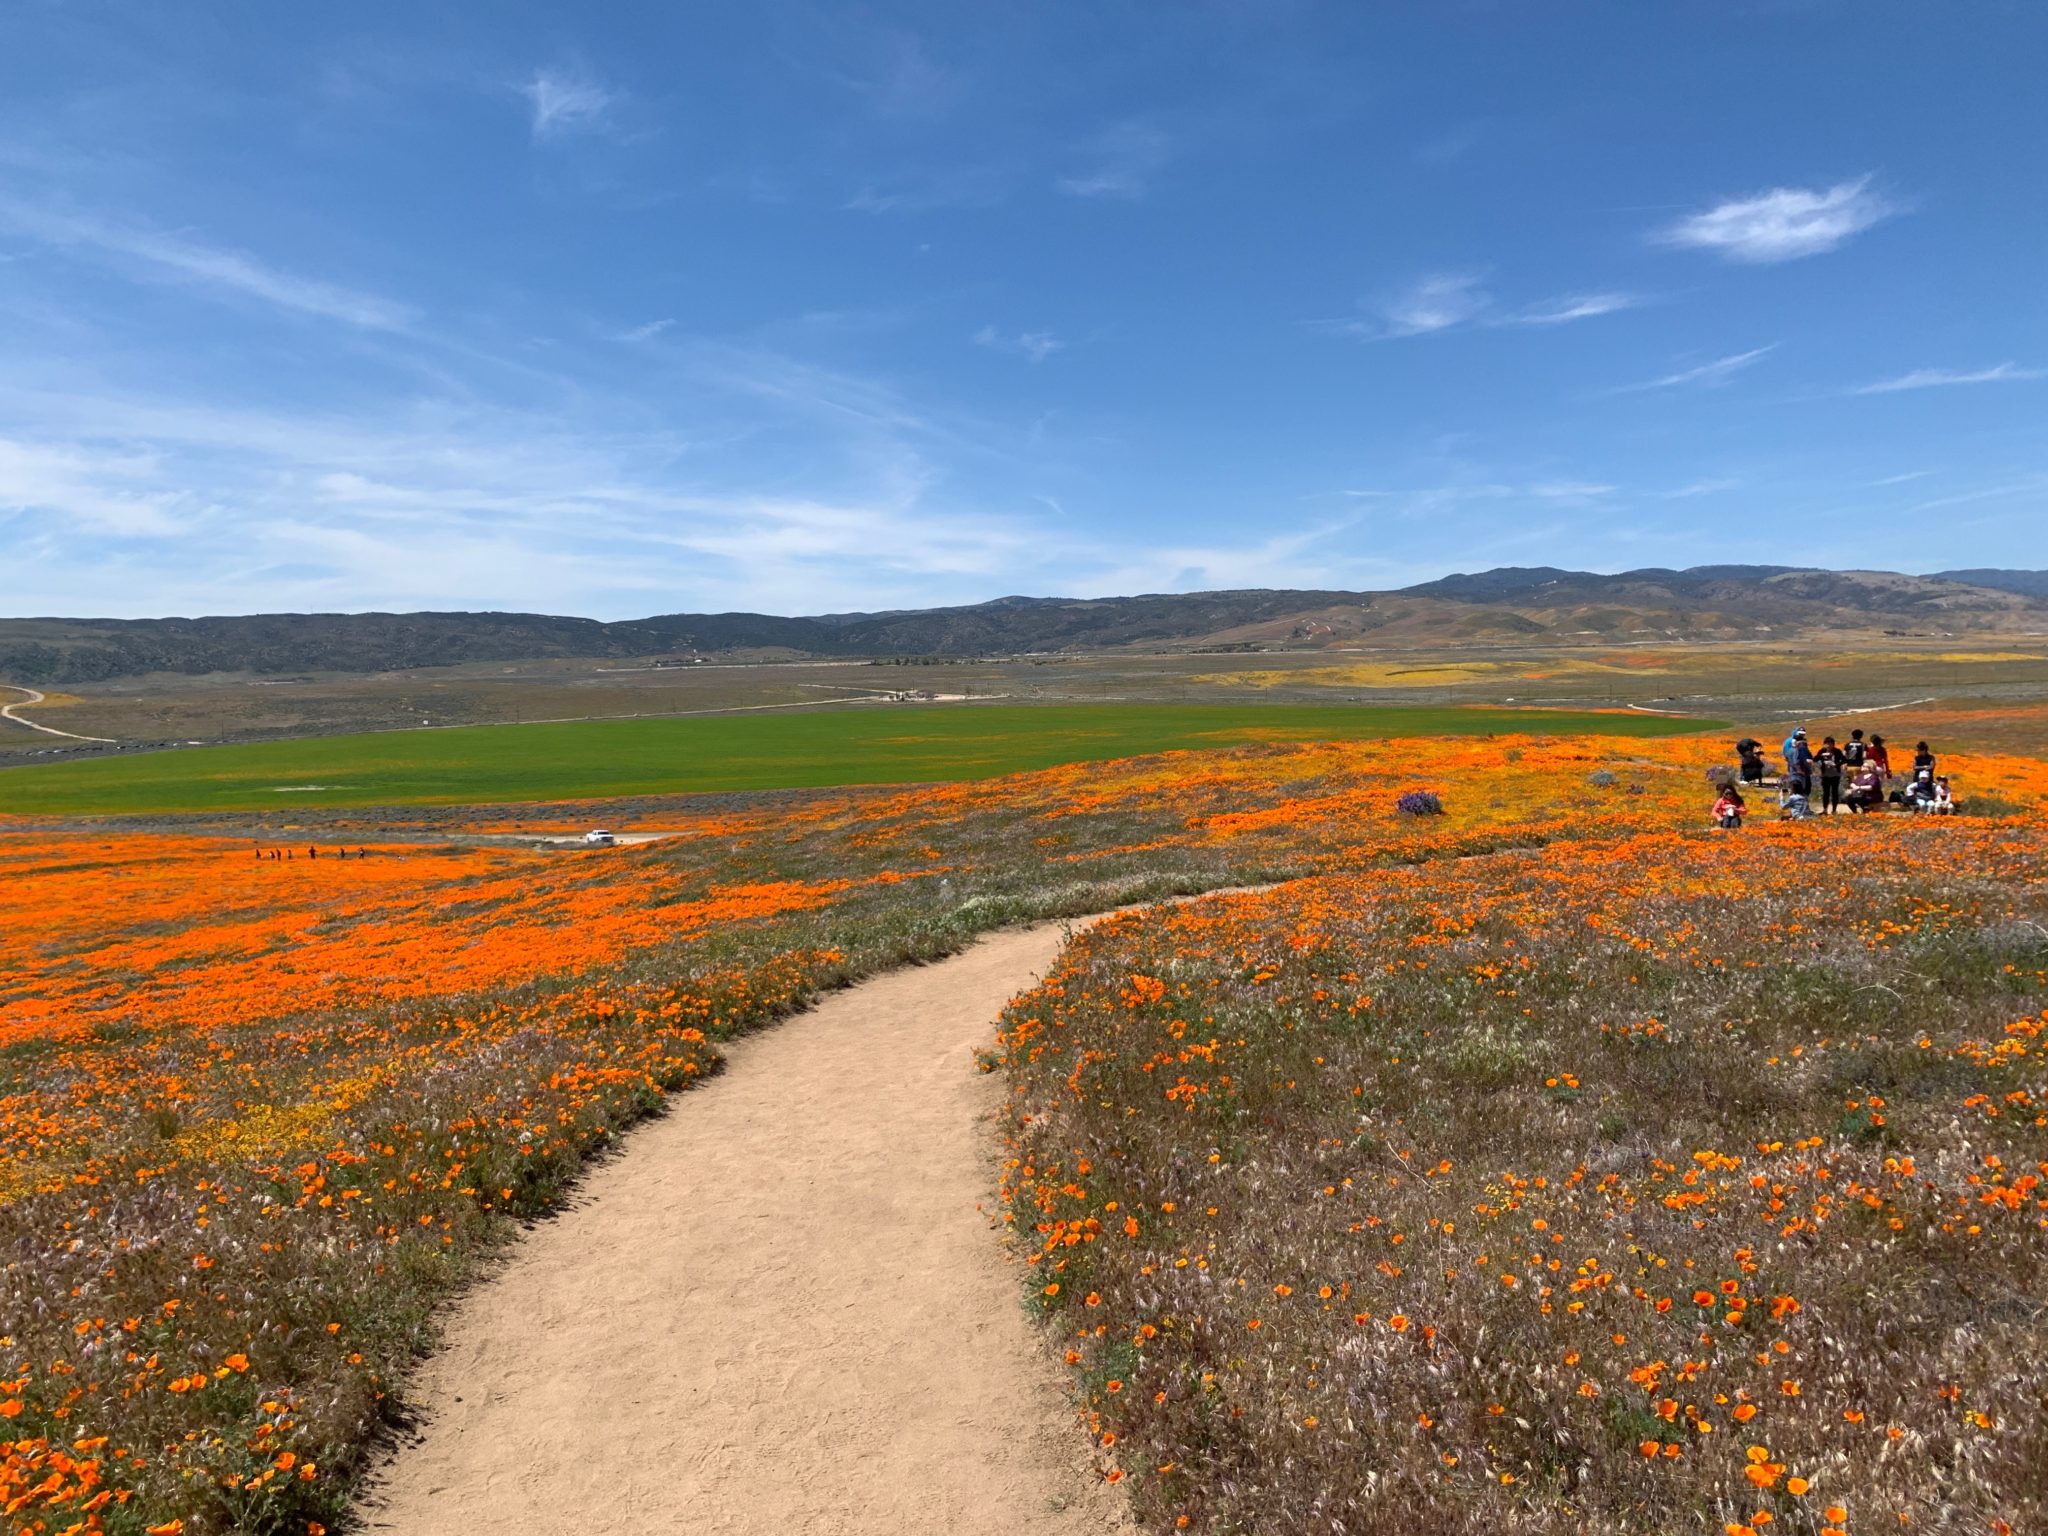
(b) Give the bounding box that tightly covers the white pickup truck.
[583,829,618,847]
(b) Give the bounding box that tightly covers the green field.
[0,703,1715,817]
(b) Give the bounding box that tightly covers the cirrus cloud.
[1654,176,1898,263]
[1853,361,2044,395]
[520,65,617,141]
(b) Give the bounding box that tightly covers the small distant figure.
[1843,729,1868,770]
[1734,737,1767,785]
[1845,761,1884,813]
[1929,776,1956,814]
[1912,740,1937,779]
[1868,733,1892,785]
[309,846,318,861]
[1812,735,1845,815]
[1712,785,1746,829]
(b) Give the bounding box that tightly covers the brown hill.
[2,566,2044,683]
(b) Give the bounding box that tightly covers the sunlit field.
[3,724,2045,1533]
[0,702,1707,816]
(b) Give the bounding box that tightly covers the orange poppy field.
[4,726,2047,1534]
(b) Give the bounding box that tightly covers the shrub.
[1588,769,1618,787]
[1394,789,1444,817]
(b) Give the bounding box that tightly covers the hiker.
[1843,729,1868,770]
[1734,737,1767,785]
[1782,727,1810,776]
[1845,761,1884,813]
[1813,735,1845,815]
[1912,740,1937,779]
[1867,733,1892,786]
[1712,784,1746,829]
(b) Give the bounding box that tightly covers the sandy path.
[365,922,1131,1535]
[0,685,115,742]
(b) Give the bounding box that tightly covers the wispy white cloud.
[1382,272,1489,336]
[841,164,1006,214]
[1326,280,1639,340]
[1504,291,1643,326]
[1319,272,1491,341]
[844,34,961,121]
[1055,121,1170,200]
[1852,362,2045,395]
[0,197,413,329]
[0,436,193,537]
[973,325,1064,363]
[1621,345,1776,391]
[1662,476,1740,499]
[1869,469,1935,487]
[0,381,1053,616]
[1653,176,1897,263]
[614,317,675,343]
[520,65,617,140]
[1527,480,1616,501]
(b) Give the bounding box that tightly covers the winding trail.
[366,921,1132,1535]
[0,685,115,742]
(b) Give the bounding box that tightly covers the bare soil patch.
[364,923,1130,1535]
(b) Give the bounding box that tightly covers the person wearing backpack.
[1812,736,1845,815]
[1843,730,1867,770]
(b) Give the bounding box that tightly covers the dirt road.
[365,922,1130,1535]
[0,685,115,742]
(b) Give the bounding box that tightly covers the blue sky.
[2,1,2043,619]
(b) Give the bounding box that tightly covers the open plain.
[4,685,2047,1535]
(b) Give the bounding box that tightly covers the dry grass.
[996,821,2048,1535]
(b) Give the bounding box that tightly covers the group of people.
[1713,726,1954,826]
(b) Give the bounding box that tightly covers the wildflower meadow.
[3,728,2046,1533]
[996,819,2048,1534]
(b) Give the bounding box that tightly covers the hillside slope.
[3,567,2044,682]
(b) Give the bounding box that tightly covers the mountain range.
[4,567,2047,684]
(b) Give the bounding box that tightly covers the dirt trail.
[366,922,1131,1535]
[0,685,115,742]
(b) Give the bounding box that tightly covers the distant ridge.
[1934,569,2048,598]
[3,566,2045,684]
